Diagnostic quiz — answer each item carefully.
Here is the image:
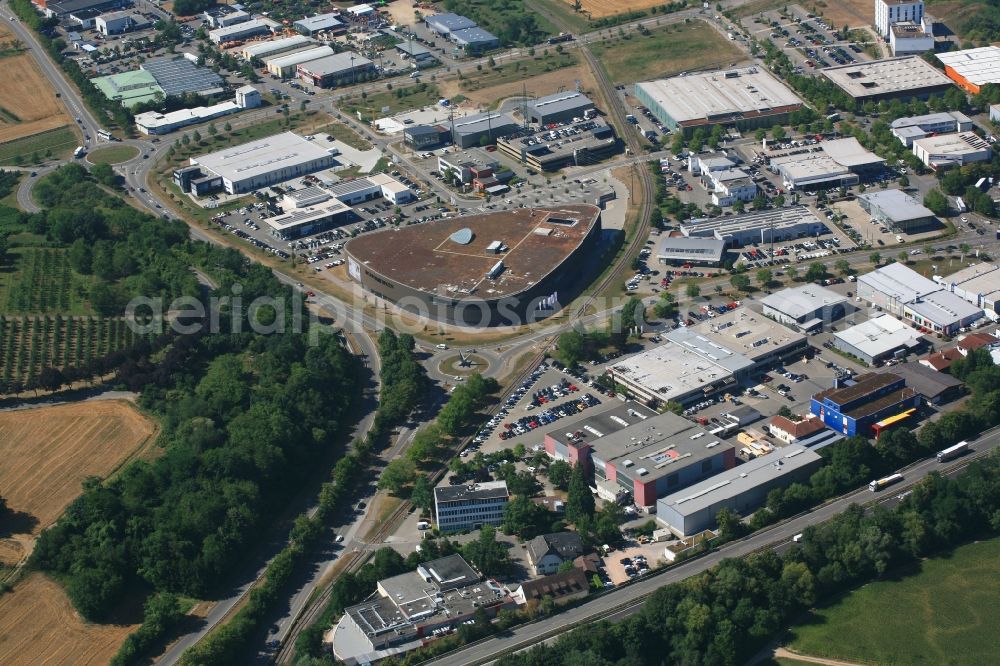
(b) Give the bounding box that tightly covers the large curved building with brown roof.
[345,205,602,326]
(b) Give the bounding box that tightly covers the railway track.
[278,19,655,664]
[275,344,551,663]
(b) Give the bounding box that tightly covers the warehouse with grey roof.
[656,445,823,537]
[450,111,519,148]
[634,67,804,132]
[821,56,955,104]
[525,92,596,125]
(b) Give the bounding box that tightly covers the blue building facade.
[810,373,921,436]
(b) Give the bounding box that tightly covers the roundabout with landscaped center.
[85,144,139,165]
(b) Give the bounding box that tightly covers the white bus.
[869,473,903,492]
[97,129,113,141]
[937,441,969,463]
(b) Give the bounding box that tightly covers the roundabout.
[86,144,139,165]
[438,352,491,377]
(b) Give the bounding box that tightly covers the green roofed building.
[92,70,163,108]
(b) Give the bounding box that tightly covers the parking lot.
[740,5,873,77]
[464,362,610,458]
[602,542,666,585]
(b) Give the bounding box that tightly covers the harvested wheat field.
[811,0,880,29]
[0,25,73,145]
[561,0,667,19]
[0,401,157,531]
[0,573,138,666]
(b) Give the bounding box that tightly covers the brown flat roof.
[814,372,901,405]
[346,205,600,298]
[845,387,917,420]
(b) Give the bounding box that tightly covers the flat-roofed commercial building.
[891,111,973,147]
[833,314,927,365]
[297,51,375,88]
[209,18,278,44]
[241,35,314,61]
[541,402,736,508]
[821,57,954,104]
[141,56,226,98]
[135,100,239,135]
[434,481,509,532]
[265,46,335,78]
[203,5,250,29]
[857,189,937,232]
[634,67,803,133]
[95,10,149,35]
[937,45,1000,93]
[425,12,476,37]
[857,262,940,315]
[771,137,885,191]
[856,269,981,344]
[404,124,451,149]
[890,22,933,56]
[936,263,1000,318]
[450,111,519,148]
[266,199,354,240]
[811,372,921,435]
[293,12,344,36]
[610,308,807,405]
[656,446,823,537]
[656,236,726,266]
[334,554,507,663]
[761,284,850,333]
[904,289,984,335]
[395,41,435,63]
[912,132,992,168]
[525,91,595,125]
[190,131,336,194]
[451,27,499,54]
[495,118,618,172]
[682,206,827,246]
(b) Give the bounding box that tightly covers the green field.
[457,52,578,92]
[314,121,373,150]
[589,20,744,83]
[341,83,442,118]
[532,0,593,33]
[86,144,139,165]
[786,536,1000,666]
[0,125,78,165]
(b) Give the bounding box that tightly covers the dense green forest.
[20,165,363,623]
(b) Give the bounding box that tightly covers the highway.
[427,433,1000,666]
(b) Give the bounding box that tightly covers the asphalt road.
[426,432,1000,666]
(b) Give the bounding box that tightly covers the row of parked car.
[499,393,601,440]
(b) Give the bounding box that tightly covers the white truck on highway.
[869,473,903,492]
[73,146,85,158]
[937,441,969,463]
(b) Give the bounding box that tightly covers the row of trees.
[500,451,1000,666]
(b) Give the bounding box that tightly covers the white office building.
[890,22,933,56]
[891,111,974,147]
[434,481,509,533]
[875,0,924,38]
[912,132,992,168]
